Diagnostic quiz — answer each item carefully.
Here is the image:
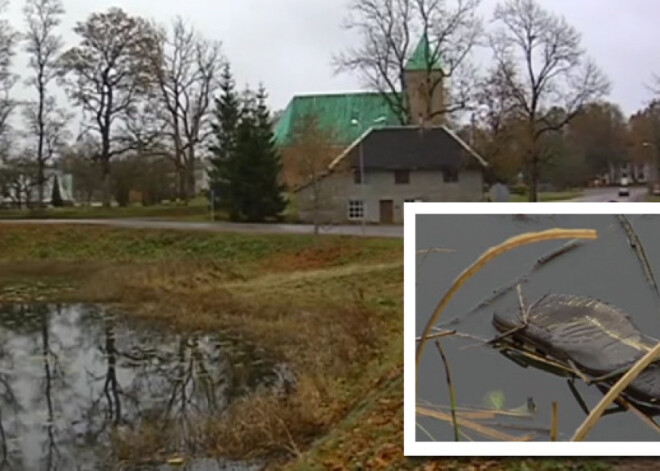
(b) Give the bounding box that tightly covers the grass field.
[0,224,619,470]
[0,198,213,221]
[509,191,582,202]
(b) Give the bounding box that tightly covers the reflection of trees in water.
[0,304,36,469]
[38,304,61,471]
[0,303,283,465]
[0,374,20,470]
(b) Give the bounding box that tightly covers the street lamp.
[351,116,387,233]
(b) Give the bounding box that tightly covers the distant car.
[619,176,630,197]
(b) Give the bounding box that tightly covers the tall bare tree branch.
[334,0,482,124]
[59,7,158,207]
[22,0,67,206]
[148,17,222,202]
[0,0,19,154]
[489,0,610,201]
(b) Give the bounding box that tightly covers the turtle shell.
[493,294,660,409]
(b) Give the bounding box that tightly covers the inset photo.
[405,203,660,456]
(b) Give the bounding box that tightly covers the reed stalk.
[416,229,598,369]
[571,341,660,441]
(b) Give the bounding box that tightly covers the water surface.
[416,214,660,442]
[0,304,288,469]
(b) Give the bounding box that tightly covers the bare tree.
[0,153,38,208]
[288,113,337,236]
[22,0,66,207]
[473,66,523,183]
[489,0,610,201]
[0,0,19,151]
[59,8,158,207]
[149,17,222,203]
[335,0,482,124]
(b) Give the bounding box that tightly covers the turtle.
[492,294,660,414]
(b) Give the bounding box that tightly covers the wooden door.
[379,200,394,224]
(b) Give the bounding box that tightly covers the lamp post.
[350,116,387,234]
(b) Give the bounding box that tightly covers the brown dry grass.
[0,224,403,465]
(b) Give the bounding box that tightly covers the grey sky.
[3,0,658,117]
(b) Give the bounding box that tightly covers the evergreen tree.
[250,84,286,220]
[208,63,240,214]
[51,175,64,207]
[210,81,286,222]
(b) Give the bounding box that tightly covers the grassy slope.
[0,224,405,465]
[0,225,618,470]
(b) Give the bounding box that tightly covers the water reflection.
[0,304,285,470]
[416,214,660,442]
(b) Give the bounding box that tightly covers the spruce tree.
[51,174,64,207]
[232,91,259,221]
[210,79,286,222]
[208,63,240,215]
[252,84,286,220]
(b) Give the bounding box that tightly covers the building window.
[394,169,410,185]
[443,168,459,183]
[348,200,365,220]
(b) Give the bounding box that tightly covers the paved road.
[0,218,405,238]
[568,186,647,202]
[0,188,648,238]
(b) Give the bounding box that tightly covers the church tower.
[404,34,446,126]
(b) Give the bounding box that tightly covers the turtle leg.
[565,359,627,386]
[589,366,631,384]
[497,346,531,369]
[567,378,627,417]
[601,402,628,416]
[567,379,591,416]
[488,325,527,345]
[567,359,593,384]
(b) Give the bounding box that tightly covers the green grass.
[0,197,213,221]
[509,191,582,202]
[0,225,400,265]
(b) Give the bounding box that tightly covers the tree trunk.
[177,166,187,202]
[186,161,196,204]
[37,164,45,209]
[312,180,320,238]
[528,156,539,203]
[101,159,112,208]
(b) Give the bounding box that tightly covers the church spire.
[405,33,443,73]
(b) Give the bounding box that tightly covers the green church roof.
[273,92,401,147]
[406,34,444,72]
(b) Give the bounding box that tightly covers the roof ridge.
[293,126,488,193]
[292,91,400,99]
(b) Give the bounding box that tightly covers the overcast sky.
[3,0,659,117]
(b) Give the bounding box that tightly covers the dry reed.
[571,341,660,441]
[416,229,599,368]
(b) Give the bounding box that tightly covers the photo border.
[404,202,660,456]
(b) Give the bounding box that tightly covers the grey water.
[0,304,288,470]
[416,214,660,442]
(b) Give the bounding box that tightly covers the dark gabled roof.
[331,126,488,171]
[295,125,488,192]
